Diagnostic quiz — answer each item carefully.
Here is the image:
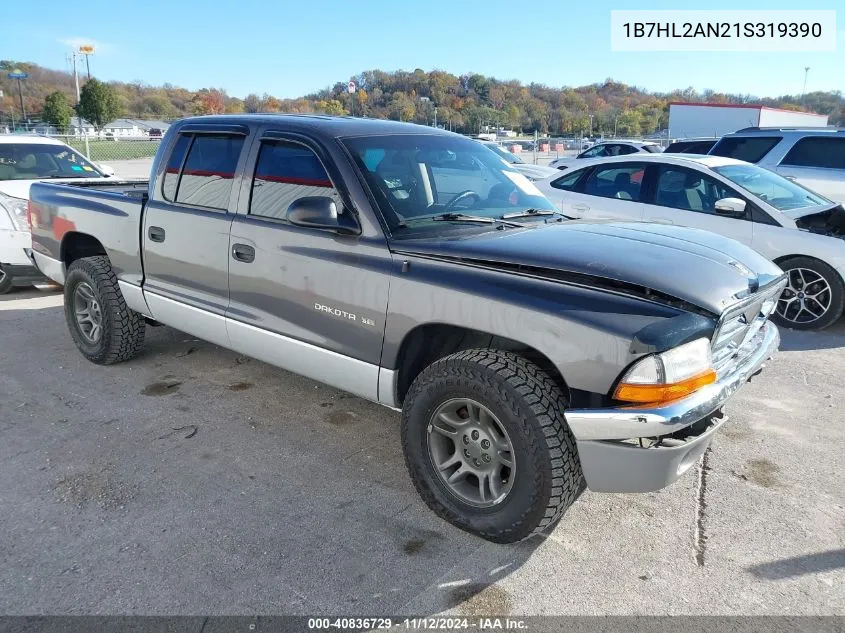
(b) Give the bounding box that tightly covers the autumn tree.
[42,91,73,131]
[77,78,121,130]
[191,88,226,115]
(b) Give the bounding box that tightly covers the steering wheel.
[443,190,481,212]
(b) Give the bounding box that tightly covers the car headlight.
[613,338,716,405]
[0,193,29,231]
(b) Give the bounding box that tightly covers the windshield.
[0,142,103,180]
[344,134,555,233]
[713,163,831,211]
[484,143,524,164]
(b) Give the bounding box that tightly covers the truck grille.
[711,280,786,375]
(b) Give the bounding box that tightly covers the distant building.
[668,102,829,139]
[101,118,172,138]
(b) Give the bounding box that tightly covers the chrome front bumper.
[566,320,779,493]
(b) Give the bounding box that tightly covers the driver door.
[641,164,753,246]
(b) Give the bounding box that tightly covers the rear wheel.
[64,256,146,364]
[401,349,583,543]
[0,266,13,294]
[772,257,844,331]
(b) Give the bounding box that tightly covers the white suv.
[709,127,845,203]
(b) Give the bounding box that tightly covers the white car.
[534,153,845,330]
[548,141,662,170]
[0,135,115,293]
[479,141,559,181]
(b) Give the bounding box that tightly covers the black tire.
[64,256,145,364]
[772,257,845,331]
[0,266,13,294]
[401,349,583,543]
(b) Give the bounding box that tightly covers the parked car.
[148,128,164,139]
[664,138,719,154]
[709,127,845,203]
[29,115,784,542]
[535,153,845,329]
[549,140,662,169]
[0,135,115,293]
[479,141,559,181]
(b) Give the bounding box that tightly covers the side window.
[710,136,782,163]
[249,141,340,220]
[781,137,845,169]
[175,135,245,210]
[161,134,191,201]
[583,164,645,201]
[579,145,606,159]
[612,144,638,156]
[654,166,735,214]
[550,168,585,191]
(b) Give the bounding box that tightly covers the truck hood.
[0,178,108,201]
[394,221,785,315]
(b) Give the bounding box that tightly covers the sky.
[2,0,843,100]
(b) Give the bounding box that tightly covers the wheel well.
[392,323,569,406]
[61,232,107,268]
[773,254,845,281]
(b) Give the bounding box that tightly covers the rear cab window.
[161,133,245,210]
[780,137,845,170]
[710,136,782,163]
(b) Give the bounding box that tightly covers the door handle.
[231,243,255,263]
[148,226,166,243]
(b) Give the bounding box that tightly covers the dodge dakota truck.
[28,115,786,543]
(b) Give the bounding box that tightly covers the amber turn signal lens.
[614,369,717,405]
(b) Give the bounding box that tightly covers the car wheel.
[64,255,146,364]
[772,257,845,331]
[401,349,583,543]
[0,266,13,294]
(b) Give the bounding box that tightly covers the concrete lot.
[1,287,843,616]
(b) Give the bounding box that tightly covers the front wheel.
[772,257,845,331]
[64,256,146,364]
[401,349,583,543]
[0,265,13,294]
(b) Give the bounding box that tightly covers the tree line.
[2,60,843,135]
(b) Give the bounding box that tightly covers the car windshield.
[484,143,524,164]
[713,163,831,211]
[343,134,555,234]
[0,142,103,180]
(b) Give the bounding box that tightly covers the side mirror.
[286,196,359,234]
[714,197,747,217]
[98,163,116,177]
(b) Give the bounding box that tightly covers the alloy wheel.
[776,267,832,326]
[427,398,515,508]
[73,282,104,343]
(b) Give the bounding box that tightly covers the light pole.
[801,67,810,104]
[588,114,594,138]
[7,70,28,129]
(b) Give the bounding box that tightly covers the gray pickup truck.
[28,115,786,543]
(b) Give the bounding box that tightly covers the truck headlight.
[613,338,716,405]
[0,193,29,231]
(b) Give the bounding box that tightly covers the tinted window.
[612,144,638,156]
[175,135,244,210]
[710,136,781,163]
[665,140,717,154]
[550,169,585,191]
[781,137,845,169]
[0,142,103,181]
[161,134,191,201]
[249,141,340,220]
[583,165,645,201]
[654,166,734,214]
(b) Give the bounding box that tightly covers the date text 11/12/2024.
[306,617,529,630]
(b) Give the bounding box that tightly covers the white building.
[101,118,172,138]
[668,102,829,139]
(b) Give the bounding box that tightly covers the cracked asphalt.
[1,287,843,616]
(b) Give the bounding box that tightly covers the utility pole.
[71,51,90,157]
[433,106,437,129]
[801,67,810,104]
[588,114,594,138]
[7,69,28,130]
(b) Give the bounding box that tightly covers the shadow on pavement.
[778,319,845,352]
[747,548,845,580]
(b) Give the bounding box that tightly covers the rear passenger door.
[225,131,392,402]
[775,137,845,204]
[142,125,251,345]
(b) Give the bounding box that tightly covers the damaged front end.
[794,203,845,237]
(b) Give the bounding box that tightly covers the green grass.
[65,139,161,162]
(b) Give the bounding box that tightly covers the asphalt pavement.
[1,288,842,616]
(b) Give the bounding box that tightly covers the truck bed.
[28,180,150,286]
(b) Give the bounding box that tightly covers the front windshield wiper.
[501,208,573,222]
[401,212,527,229]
